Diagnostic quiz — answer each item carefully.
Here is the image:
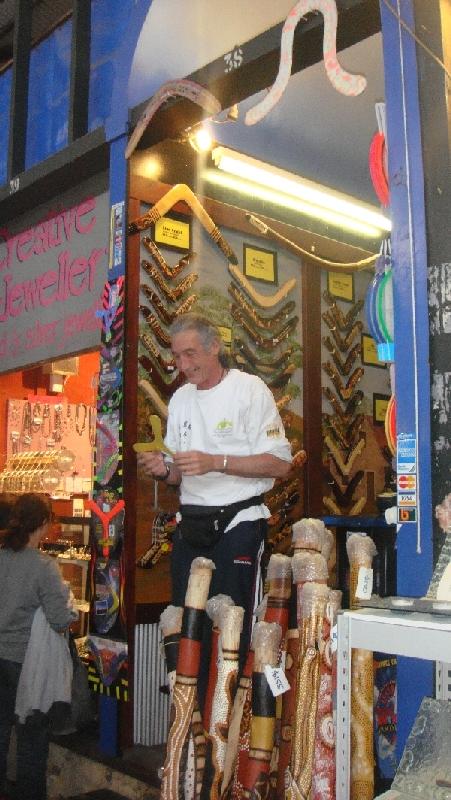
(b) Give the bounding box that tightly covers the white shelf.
[336,607,451,799]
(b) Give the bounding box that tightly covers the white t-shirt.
[165,369,292,528]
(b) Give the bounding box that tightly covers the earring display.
[5,398,93,491]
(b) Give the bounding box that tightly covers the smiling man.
[136,312,293,693]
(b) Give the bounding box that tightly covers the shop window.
[0,65,11,184]
[88,0,136,130]
[25,18,72,169]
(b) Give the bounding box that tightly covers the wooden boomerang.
[125,79,221,159]
[133,414,174,455]
[229,263,296,309]
[142,236,195,279]
[129,184,238,265]
[138,378,169,420]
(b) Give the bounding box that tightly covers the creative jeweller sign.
[0,174,109,373]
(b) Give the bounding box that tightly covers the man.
[137,313,292,678]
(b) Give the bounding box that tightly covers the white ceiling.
[129,1,385,205]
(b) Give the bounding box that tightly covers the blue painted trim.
[380,0,434,757]
[380,0,432,592]
[108,135,128,281]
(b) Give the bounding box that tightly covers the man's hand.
[136,450,168,479]
[173,450,218,475]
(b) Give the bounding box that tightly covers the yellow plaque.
[327,271,354,302]
[243,244,277,284]
[362,333,382,367]
[154,215,190,251]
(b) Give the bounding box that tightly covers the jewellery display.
[128,184,238,265]
[0,449,76,495]
[244,0,366,127]
[75,403,88,436]
[142,236,195,278]
[141,259,199,302]
[140,283,197,325]
[229,263,296,309]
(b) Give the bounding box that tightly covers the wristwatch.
[158,463,171,481]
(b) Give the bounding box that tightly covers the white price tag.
[356,567,373,599]
[264,665,290,697]
[331,624,338,653]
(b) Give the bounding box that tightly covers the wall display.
[229,263,296,309]
[243,243,278,284]
[327,271,355,303]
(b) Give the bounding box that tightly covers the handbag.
[179,494,264,547]
[51,635,96,734]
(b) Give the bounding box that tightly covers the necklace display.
[76,403,88,436]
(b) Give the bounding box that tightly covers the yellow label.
[155,216,190,249]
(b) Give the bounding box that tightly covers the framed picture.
[373,393,390,425]
[243,243,278,284]
[327,271,354,303]
[362,333,384,368]
[152,211,191,252]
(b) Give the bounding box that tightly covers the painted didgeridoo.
[204,594,235,736]
[129,184,238,265]
[346,534,377,800]
[276,587,298,800]
[286,582,329,800]
[241,622,282,799]
[202,605,244,800]
[160,557,215,800]
[263,555,293,799]
[160,605,183,699]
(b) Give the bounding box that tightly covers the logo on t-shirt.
[233,555,253,566]
[213,418,233,437]
[266,425,281,438]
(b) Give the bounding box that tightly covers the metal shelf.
[336,607,451,799]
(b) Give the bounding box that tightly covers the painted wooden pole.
[161,557,214,800]
[204,595,234,734]
[346,534,377,800]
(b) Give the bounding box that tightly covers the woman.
[0,493,74,800]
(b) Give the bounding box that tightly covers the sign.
[153,214,190,252]
[0,174,109,374]
[327,270,354,302]
[362,332,384,367]
[243,243,278,284]
[373,393,390,425]
[397,433,417,474]
[398,507,417,523]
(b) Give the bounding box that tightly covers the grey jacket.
[0,547,74,663]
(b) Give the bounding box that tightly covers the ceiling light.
[189,126,213,153]
[208,146,391,238]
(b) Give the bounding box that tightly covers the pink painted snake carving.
[245,0,366,126]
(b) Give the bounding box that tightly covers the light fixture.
[188,126,213,153]
[206,146,391,239]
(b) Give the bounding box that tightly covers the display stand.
[336,608,451,800]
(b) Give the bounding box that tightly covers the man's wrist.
[156,462,171,481]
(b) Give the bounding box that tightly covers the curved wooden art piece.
[245,0,366,126]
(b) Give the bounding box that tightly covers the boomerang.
[142,236,195,278]
[141,259,198,302]
[228,283,296,330]
[133,413,174,456]
[245,0,366,126]
[229,262,296,308]
[140,284,197,325]
[125,79,221,158]
[129,184,238,265]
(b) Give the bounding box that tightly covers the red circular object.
[369,131,390,207]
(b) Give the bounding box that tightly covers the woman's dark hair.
[3,493,52,552]
[170,312,230,367]
[0,492,16,530]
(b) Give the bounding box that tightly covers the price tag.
[331,624,338,653]
[356,567,373,599]
[264,665,290,697]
